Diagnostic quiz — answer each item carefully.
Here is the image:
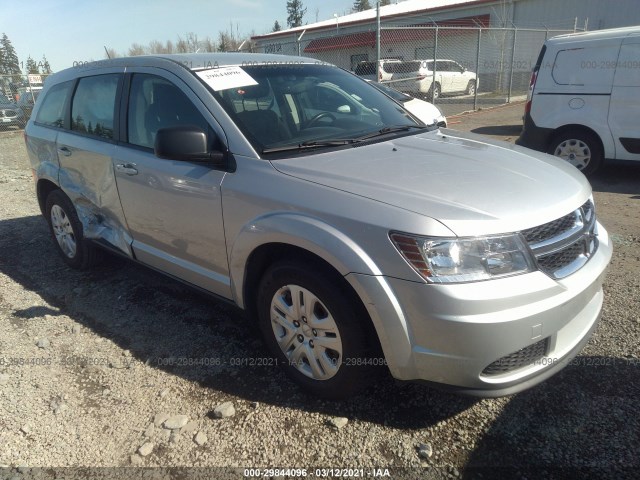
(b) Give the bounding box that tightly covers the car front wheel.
[257,260,378,399]
[45,190,101,269]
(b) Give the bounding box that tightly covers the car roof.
[548,25,640,45]
[45,53,331,86]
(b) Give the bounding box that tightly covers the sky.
[0,0,369,73]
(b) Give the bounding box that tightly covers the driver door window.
[127,74,209,149]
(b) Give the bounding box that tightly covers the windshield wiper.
[261,125,427,154]
[352,124,427,142]
[262,138,355,154]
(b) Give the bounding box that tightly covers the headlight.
[390,232,535,283]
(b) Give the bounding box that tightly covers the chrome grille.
[482,337,549,376]
[522,211,577,244]
[523,200,598,279]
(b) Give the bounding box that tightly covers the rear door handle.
[57,146,72,157]
[115,163,138,176]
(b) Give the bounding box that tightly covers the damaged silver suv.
[25,54,612,399]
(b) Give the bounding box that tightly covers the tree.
[352,0,371,12]
[380,0,391,6]
[286,0,306,28]
[25,56,39,74]
[272,20,282,32]
[128,43,146,56]
[0,33,21,76]
[41,55,52,74]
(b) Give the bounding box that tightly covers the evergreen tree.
[25,56,39,74]
[0,33,21,76]
[353,0,371,12]
[41,55,52,74]
[286,0,306,28]
[272,20,282,32]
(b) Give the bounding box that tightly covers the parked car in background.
[17,90,41,120]
[517,26,640,176]
[366,80,447,127]
[0,97,26,130]
[353,59,401,82]
[25,53,611,400]
[391,59,478,100]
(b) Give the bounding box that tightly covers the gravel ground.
[1,109,639,480]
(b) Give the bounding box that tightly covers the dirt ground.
[0,104,639,479]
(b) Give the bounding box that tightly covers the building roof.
[252,0,497,40]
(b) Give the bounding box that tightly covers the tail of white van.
[517,26,640,175]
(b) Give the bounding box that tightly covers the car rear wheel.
[466,80,476,95]
[548,130,603,176]
[257,260,378,399]
[45,190,101,269]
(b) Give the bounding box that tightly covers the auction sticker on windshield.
[196,66,258,91]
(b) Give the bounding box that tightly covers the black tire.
[547,129,603,176]
[466,80,476,95]
[257,260,379,399]
[45,190,101,269]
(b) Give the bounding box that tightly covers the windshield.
[206,64,422,154]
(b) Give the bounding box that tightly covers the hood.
[270,129,592,237]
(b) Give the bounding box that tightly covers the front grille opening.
[482,337,550,377]
[522,210,577,244]
[537,239,586,275]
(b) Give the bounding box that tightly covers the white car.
[391,59,478,100]
[366,81,447,127]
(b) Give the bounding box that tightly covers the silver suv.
[25,54,611,399]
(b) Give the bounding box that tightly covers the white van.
[517,26,640,175]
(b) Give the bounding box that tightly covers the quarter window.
[35,81,73,128]
[127,74,209,149]
[71,74,119,140]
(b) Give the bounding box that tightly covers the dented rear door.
[56,70,133,256]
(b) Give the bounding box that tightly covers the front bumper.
[349,223,612,396]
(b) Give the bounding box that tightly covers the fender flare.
[228,212,413,374]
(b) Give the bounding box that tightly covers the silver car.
[24,54,612,399]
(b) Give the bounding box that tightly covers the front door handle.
[57,146,72,157]
[115,163,138,176]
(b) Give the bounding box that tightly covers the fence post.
[376,2,381,82]
[432,26,438,105]
[474,28,481,110]
[507,28,517,103]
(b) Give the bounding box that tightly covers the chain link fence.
[247,23,579,117]
[0,73,51,133]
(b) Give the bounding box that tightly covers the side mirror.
[337,104,351,113]
[154,126,225,165]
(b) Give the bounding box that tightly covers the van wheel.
[428,83,441,101]
[45,190,101,269]
[257,260,377,399]
[466,80,476,95]
[548,130,603,176]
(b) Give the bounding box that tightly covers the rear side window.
[388,61,421,74]
[71,74,119,140]
[35,81,73,128]
[355,62,375,75]
[552,46,619,87]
